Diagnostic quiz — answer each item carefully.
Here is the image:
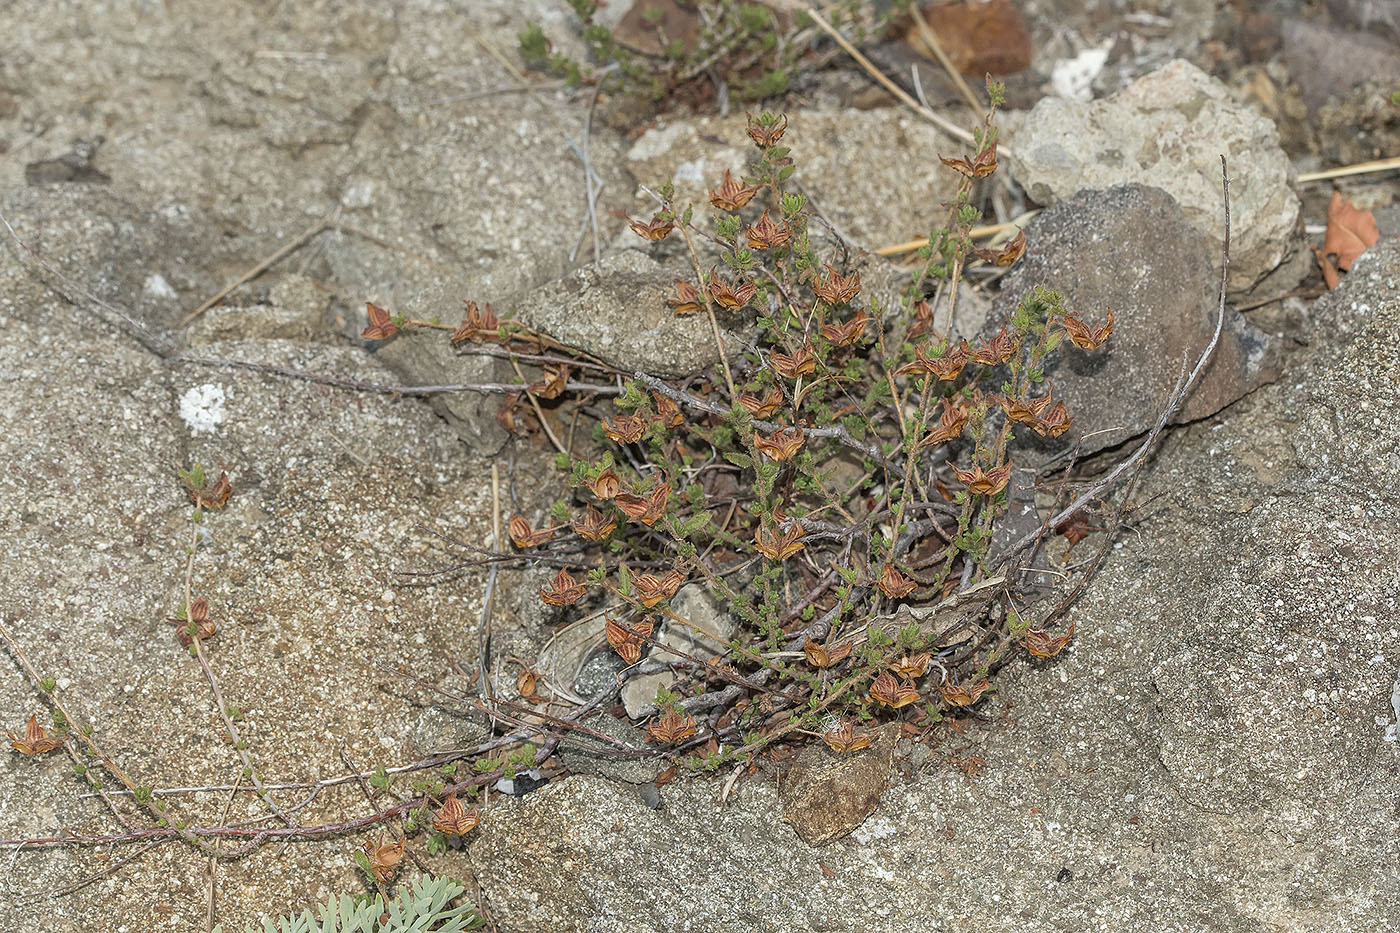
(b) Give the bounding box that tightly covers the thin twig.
[1296,155,1400,183]
[13,840,165,904]
[177,354,620,398]
[508,356,568,454]
[873,217,1036,256]
[577,67,610,266]
[480,464,502,725]
[338,744,431,880]
[204,778,241,932]
[0,621,218,855]
[0,208,177,357]
[0,770,506,853]
[635,371,889,465]
[805,8,999,153]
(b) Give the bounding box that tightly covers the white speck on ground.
[178,383,228,434]
[1051,46,1110,100]
[142,273,178,299]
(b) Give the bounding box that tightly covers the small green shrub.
[374,86,1107,767]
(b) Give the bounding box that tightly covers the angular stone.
[991,184,1282,454]
[781,723,897,846]
[368,322,510,454]
[511,249,741,377]
[622,584,736,718]
[1005,59,1302,296]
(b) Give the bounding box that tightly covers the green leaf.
[177,462,206,490]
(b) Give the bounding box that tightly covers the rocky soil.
[0,1,1396,931]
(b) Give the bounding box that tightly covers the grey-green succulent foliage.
[216,877,483,933]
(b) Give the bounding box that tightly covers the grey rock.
[555,711,660,787]
[992,184,1282,454]
[1316,80,1400,166]
[572,650,629,702]
[1005,59,1303,296]
[622,584,736,718]
[410,676,490,756]
[9,0,1400,929]
[369,324,511,453]
[1149,491,1400,817]
[463,244,1400,929]
[1282,19,1400,112]
[1291,239,1400,496]
[1148,243,1400,809]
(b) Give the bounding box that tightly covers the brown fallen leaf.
[1323,191,1379,272]
[905,0,1032,76]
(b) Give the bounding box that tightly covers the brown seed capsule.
[1061,309,1114,350]
[361,302,399,341]
[8,714,64,756]
[822,719,873,754]
[869,671,920,709]
[952,461,1013,496]
[647,709,699,744]
[666,280,705,316]
[753,427,805,462]
[710,169,762,212]
[614,483,671,525]
[431,794,481,836]
[627,213,675,241]
[539,568,587,607]
[769,344,816,378]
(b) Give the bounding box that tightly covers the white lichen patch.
[143,273,178,299]
[178,383,228,434]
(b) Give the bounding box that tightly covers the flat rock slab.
[626,107,970,251]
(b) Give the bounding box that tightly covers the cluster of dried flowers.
[351,104,1110,769]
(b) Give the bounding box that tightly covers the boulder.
[1005,59,1303,297]
[992,184,1282,455]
